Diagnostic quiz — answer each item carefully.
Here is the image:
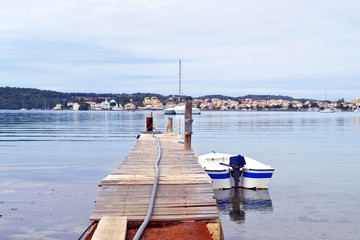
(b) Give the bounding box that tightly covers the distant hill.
[0,87,167,110]
[0,86,317,110]
[241,95,294,101]
[243,95,316,102]
[197,94,316,102]
[0,87,69,109]
[197,94,234,100]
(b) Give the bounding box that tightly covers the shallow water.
[0,110,359,239]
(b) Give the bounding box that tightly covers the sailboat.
[164,59,201,115]
[320,90,334,113]
[320,108,335,113]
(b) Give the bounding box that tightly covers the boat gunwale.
[205,169,229,173]
[245,168,275,172]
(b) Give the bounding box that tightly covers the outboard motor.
[230,155,246,189]
[221,155,246,189]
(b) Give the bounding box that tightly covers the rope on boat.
[133,132,162,240]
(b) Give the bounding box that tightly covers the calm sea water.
[0,110,359,240]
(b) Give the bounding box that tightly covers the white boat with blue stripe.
[198,152,274,190]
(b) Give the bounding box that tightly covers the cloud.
[1,0,359,100]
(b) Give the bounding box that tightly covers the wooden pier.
[87,132,222,239]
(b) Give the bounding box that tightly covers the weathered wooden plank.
[98,183,214,190]
[92,216,127,240]
[94,205,218,213]
[93,201,217,207]
[90,213,219,222]
[95,189,216,197]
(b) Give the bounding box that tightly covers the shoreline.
[0,109,357,112]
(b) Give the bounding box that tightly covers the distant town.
[52,96,360,112]
[1,87,359,112]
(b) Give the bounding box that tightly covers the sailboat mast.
[179,59,181,103]
[325,90,327,102]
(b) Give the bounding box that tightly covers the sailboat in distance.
[320,90,335,113]
[164,59,201,115]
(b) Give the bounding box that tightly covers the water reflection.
[215,188,273,224]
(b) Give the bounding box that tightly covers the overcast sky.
[1,0,359,101]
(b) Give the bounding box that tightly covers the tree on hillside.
[79,103,90,110]
[301,104,309,109]
[311,103,319,108]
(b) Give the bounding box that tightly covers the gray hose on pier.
[133,133,162,240]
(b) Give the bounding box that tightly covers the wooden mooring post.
[167,117,173,133]
[184,101,193,149]
[146,114,153,132]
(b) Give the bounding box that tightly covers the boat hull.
[164,109,176,114]
[205,169,232,189]
[164,106,201,115]
[320,109,335,113]
[174,108,201,115]
[232,169,274,189]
